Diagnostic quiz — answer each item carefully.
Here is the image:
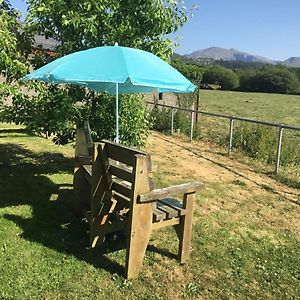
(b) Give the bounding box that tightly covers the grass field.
[199,90,300,127]
[0,123,299,299]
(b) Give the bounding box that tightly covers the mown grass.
[0,123,299,299]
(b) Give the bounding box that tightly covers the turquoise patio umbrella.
[23,44,195,143]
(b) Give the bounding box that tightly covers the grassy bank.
[0,123,299,299]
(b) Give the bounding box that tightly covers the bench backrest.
[75,121,93,168]
[90,140,153,226]
[96,139,150,194]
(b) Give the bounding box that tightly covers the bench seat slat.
[159,198,184,212]
[152,207,167,222]
[156,200,182,219]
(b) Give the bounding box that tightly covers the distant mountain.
[33,35,59,50]
[186,47,275,64]
[281,57,300,68]
[185,47,300,68]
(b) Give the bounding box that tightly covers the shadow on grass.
[0,127,29,135]
[0,139,125,276]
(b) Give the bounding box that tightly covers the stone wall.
[144,91,178,107]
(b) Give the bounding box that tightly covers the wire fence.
[147,101,300,175]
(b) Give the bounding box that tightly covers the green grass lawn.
[199,90,300,127]
[0,123,299,299]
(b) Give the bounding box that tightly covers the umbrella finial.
[114,42,119,46]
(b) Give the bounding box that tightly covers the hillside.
[187,47,275,64]
[281,57,300,68]
[185,47,300,68]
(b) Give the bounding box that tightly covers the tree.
[238,68,257,91]
[4,0,194,146]
[202,65,239,90]
[0,0,31,112]
[26,0,192,61]
[172,59,204,85]
[240,67,300,94]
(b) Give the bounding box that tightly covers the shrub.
[2,83,150,148]
[149,103,171,133]
[239,67,300,94]
[233,124,277,163]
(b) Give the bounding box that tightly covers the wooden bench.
[73,137,203,279]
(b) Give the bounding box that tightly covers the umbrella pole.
[115,82,119,143]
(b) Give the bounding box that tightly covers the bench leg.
[175,193,194,263]
[73,168,90,217]
[125,203,152,279]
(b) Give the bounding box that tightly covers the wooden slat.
[152,207,167,222]
[109,161,133,183]
[112,181,132,199]
[82,165,92,184]
[83,164,92,176]
[103,140,147,166]
[95,144,112,189]
[139,181,203,203]
[160,198,185,214]
[75,155,92,167]
[156,201,181,219]
[152,218,180,230]
[176,193,195,263]
[125,155,153,279]
[152,199,185,222]
[112,191,131,209]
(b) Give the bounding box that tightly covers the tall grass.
[232,123,300,166]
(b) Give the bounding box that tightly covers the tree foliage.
[26,0,192,61]
[0,0,31,117]
[3,0,193,147]
[174,54,300,95]
[171,59,204,85]
[202,65,239,90]
[0,0,29,82]
[239,66,300,94]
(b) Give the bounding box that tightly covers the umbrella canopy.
[23,44,195,142]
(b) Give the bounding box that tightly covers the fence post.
[275,125,283,174]
[195,86,200,125]
[171,109,174,135]
[228,117,235,156]
[190,111,194,141]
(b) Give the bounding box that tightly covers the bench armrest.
[138,181,203,203]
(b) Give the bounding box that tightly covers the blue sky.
[10,0,300,60]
